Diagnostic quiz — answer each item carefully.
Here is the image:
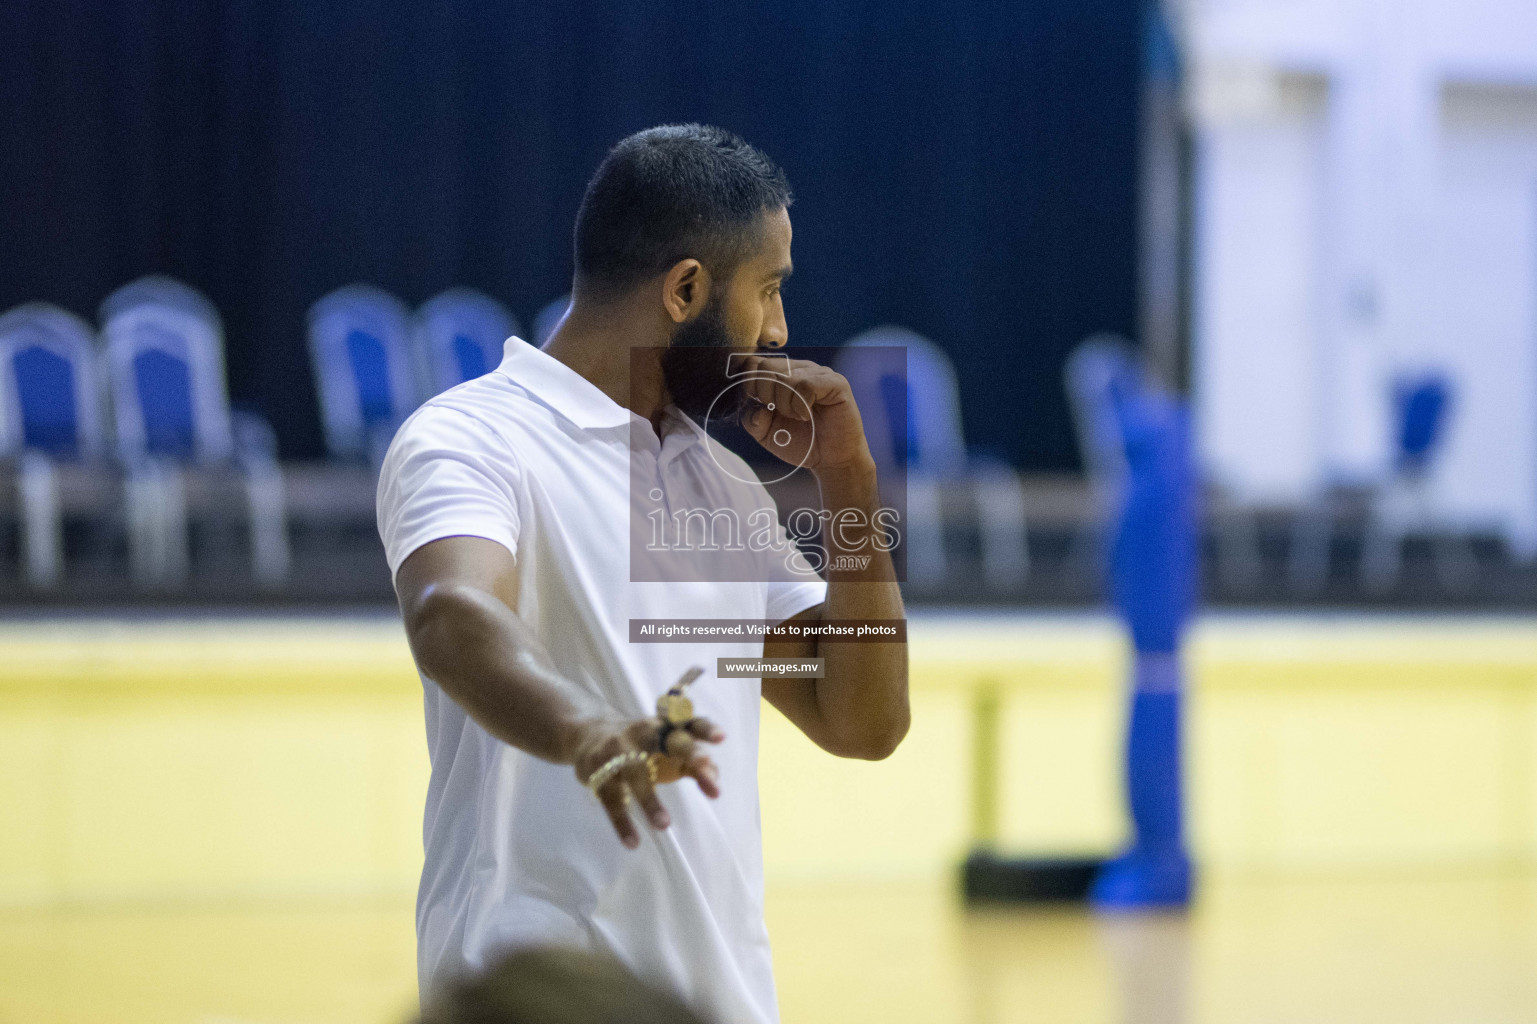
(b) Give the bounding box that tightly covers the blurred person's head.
[417,946,709,1024]
[570,124,794,417]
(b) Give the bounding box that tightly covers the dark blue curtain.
[1,0,1140,465]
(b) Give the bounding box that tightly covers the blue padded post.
[1090,378,1197,910]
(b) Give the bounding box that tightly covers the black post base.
[960,850,1106,903]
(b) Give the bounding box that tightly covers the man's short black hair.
[574,124,792,296]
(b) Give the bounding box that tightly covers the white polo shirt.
[376,336,826,1024]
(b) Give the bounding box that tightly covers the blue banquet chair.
[1065,335,1138,502]
[101,276,289,587]
[835,326,1028,591]
[414,288,519,396]
[307,284,418,465]
[1360,372,1473,591]
[0,303,109,586]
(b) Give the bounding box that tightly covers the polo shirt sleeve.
[766,578,827,625]
[376,405,522,580]
[763,514,828,625]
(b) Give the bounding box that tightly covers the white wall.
[1194,74,1327,502]
[1432,85,1537,546]
[1183,0,1537,550]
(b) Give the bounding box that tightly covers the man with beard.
[377,124,909,1024]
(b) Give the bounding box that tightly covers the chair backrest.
[835,326,966,477]
[414,288,518,395]
[533,294,570,348]
[100,276,233,464]
[1393,373,1451,474]
[1064,333,1141,495]
[307,284,417,460]
[0,303,104,460]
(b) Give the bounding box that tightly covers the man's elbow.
[836,707,911,761]
[404,583,498,677]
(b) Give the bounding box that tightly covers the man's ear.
[661,259,712,324]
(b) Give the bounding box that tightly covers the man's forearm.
[813,460,910,758]
[404,583,615,764]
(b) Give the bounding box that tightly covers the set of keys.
[656,665,704,752]
[586,664,709,797]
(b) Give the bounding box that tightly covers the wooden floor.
[2,871,1535,1024]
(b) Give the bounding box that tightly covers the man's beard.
[660,297,746,421]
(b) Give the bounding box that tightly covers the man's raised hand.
[736,355,874,476]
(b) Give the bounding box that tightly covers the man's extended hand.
[570,714,725,849]
[396,536,728,852]
[735,355,874,476]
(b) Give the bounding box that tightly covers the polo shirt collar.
[660,404,710,442]
[497,335,632,430]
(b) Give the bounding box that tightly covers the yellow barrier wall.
[3,613,1535,904]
